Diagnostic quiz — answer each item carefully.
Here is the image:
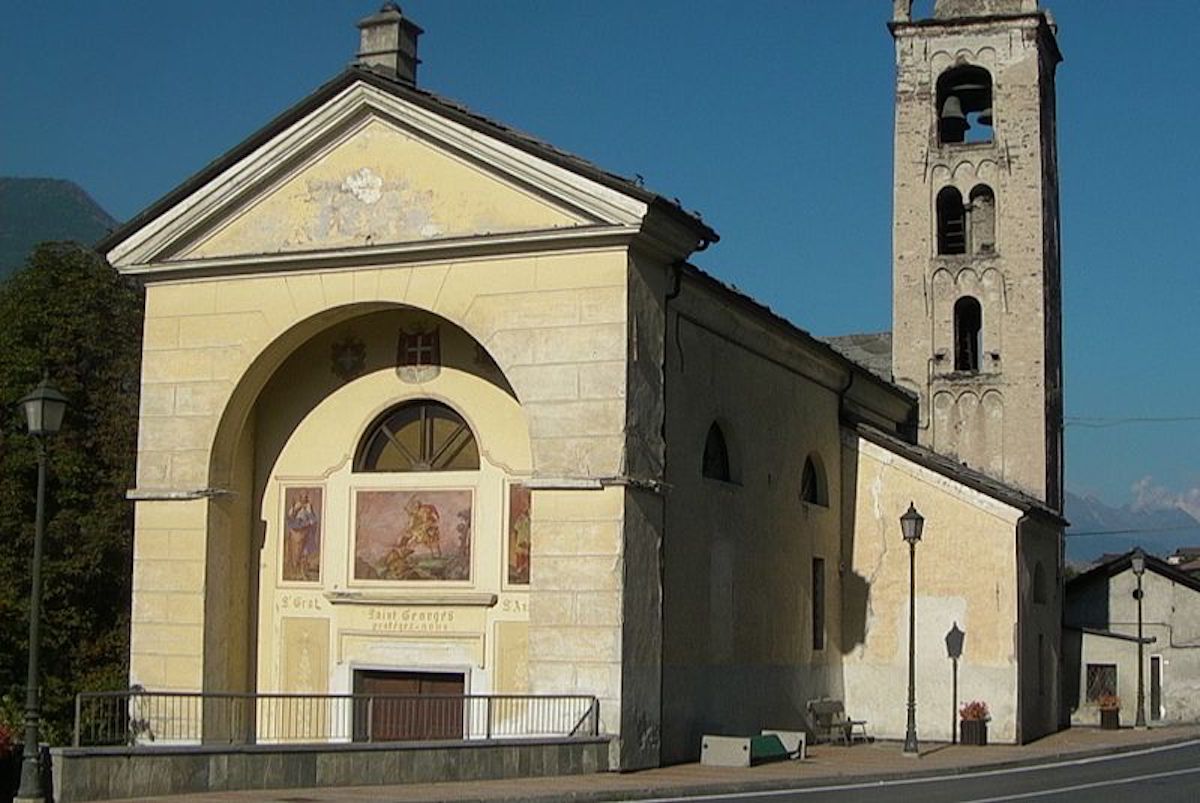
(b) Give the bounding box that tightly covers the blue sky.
[2,1,1197,515]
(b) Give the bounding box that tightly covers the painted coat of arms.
[396,326,440,383]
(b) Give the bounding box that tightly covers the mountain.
[1065,490,1200,564]
[0,177,119,279]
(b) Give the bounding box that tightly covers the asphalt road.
[618,739,1200,803]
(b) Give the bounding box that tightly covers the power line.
[1066,524,1200,538]
[1065,416,1200,429]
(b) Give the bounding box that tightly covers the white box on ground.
[701,735,752,767]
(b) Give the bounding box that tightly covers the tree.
[0,242,142,744]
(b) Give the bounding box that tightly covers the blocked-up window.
[1086,663,1117,702]
[969,184,996,253]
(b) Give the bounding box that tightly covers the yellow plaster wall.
[129,247,630,699]
[841,433,1023,742]
[185,117,586,259]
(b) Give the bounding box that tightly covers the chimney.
[356,2,423,85]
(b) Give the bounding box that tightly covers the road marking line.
[629,739,1200,803]
[961,765,1200,802]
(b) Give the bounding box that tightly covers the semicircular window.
[355,400,479,472]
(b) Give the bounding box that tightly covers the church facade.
[103,0,1065,769]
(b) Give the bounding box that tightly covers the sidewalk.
[119,724,1200,803]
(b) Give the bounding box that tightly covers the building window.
[354,400,479,472]
[937,65,993,145]
[800,455,827,507]
[1086,663,1117,703]
[812,557,826,651]
[937,187,967,255]
[1033,562,1047,604]
[1038,633,1046,697]
[969,184,996,254]
[954,296,983,371]
[702,422,731,481]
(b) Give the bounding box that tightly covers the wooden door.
[353,670,465,741]
[1150,656,1162,720]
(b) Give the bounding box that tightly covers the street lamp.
[900,502,924,756]
[1131,548,1147,729]
[15,377,68,803]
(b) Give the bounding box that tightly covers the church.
[101,0,1065,769]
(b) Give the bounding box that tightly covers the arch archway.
[200,302,532,704]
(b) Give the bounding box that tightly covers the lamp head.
[1131,547,1146,577]
[17,377,68,437]
[900,502,924,545]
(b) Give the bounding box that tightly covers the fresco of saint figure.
[507,484,531,585]
[283,487,323,582]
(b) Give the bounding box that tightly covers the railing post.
[591,697,599,736]
[73,694,82,747]
[366,697,374,743]
[485,696,493,740]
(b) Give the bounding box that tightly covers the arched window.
[800,455,828,507]
[937,187,966,255]
[937,65,993,145]
[1033,562,1048,604]
[954,296,983,372]
[355,400,479,472]
[702,422,731,481]
[969,184,996,254]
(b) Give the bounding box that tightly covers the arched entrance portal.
[203,304,533,734]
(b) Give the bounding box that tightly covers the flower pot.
[960,719,988,746]
[1100,709,1120,730]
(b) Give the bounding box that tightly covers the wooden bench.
[806,698,869,745]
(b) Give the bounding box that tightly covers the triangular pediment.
[184,117,590,259]
[107,79,651,270]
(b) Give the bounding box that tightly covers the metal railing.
[74,690,600,748]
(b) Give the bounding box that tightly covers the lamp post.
[1131,548,1147,729]
[15,377,68,803]
[900,502,924,756]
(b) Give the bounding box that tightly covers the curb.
[399,730,1200,803]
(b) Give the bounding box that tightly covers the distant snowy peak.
[1065,491,1200,563]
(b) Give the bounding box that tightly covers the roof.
[821,332,893,382]
[1064,626,1155,645]
[1068,549,1200,596]
[854,422,1067,526]
[681,265,912,405]
[99,65,718,255]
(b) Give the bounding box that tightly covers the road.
[620,740,1200,803]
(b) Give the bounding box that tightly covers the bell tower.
[889,0,1063,510]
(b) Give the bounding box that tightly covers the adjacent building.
[1065,551,1200,725]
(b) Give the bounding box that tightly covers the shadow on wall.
[841,571,871,653]
[1061,627,1082,724]
[839,439,870,654]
